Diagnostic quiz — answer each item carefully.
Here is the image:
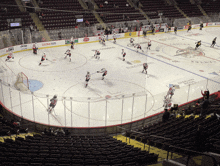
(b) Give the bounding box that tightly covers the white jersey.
[65,49,70,54]
[33,43,38,49]
[100,68,106,73]
[70,37,74,43]
[50,97,57,106]
[163,97,172,108]
[168,86,175,95]
[143,63,148,68]
[8,52,14,58]
[130,38,134,43]
[113,34,116,39]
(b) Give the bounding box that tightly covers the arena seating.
[0,133,158,166]
[38,0,98,30]
[175,0,203,17]
[139,0,183,19]
[125,95,220,155]
[94,0,146,23]
[200,0,220,15]
[0,0,35,31]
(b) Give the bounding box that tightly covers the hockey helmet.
[53,95,57,98]
[87,71,90,74]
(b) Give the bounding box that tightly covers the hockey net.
[14,72,29,91]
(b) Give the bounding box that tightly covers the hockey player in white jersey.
[102,35,106,45]
[113,33,117,44]
[122,49,126,61]
[97,68,107,80]
[48,95,58,113]
[142,63,148,74]
[94,50,100,60]
[64,49,71,62]
[147,40,151,50]
[163,97,172,109]
[85,72,91,88]
[39,52,48,65]
[136,44,144,52]
[166,86,175,99]
[5,51,14,61]
[32,42,38,54]
[130,38,135,46]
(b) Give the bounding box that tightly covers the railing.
[120,128,219,166]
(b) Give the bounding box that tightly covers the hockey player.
[195,40,201,50]
[39,52,48,65]
[200,22,203,30]
[71,41,74,49]
[210,37,217,48]
[102,35,106,45]
[142,63,148,74]
[32,42,38,54]
[130,38,135,46]
[97,68,107,80]
[163,97,172,109]
[5,51,14,62]
[174,26,177,34]
[143,27,147,37]
[122,49,126,61]
[64,49,71,62]
[168,26,171,33]
[136,44,143,52]
[147,40,151,50]
[94,50,100,60]
[113,33,117,44]
[152,27,155,35]
[48,95,58,113]
[166,85,175,99]
[187,25,192,32]
[85,72,91,88]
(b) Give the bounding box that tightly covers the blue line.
[112,38,220,84]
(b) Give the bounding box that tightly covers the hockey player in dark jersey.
[210,37,217,48]
[195,40,201,50]
[187,25,192,32]
[174,26,177,34]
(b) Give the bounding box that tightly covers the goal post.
[14,72,29,91]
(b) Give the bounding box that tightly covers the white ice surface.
[0,27,220,127]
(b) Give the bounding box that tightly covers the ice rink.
[0,26,220,127]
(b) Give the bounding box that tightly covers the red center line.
[148,38,220,62]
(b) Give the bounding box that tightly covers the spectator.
[200,96,210,116]
[119,28,121,33]
[104,1,108,5]
[201,89,210,99]
[99,3,103,8]
[162,109,170,122]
